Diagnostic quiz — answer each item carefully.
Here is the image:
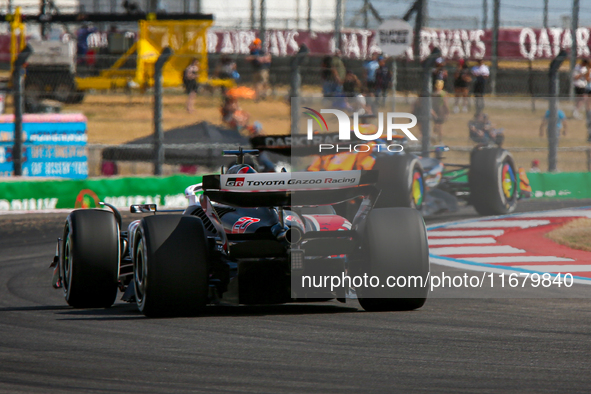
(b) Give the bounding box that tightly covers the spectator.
[539,107,567,137]
[530,159,541,173]
[453,59,472,113]
[432,57,448,90]
[76,24,97,65]
[332,49,346,85]
[221,96,249,130]
[469,112,504,146]
[375,56,392,105]
[247,38,272,100]
[216,55,239,95]
[216,55,238,80]
[471,59,489,113]
[431,79,449,143]
[363,53,380,97]
[320,56,342,97]
[343,70,368,113]
[573,59,590,119]
[343,69,362,97]
[122,0,141,14]
[183,58,199,113]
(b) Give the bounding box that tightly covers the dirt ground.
[8,87,591,174]
[546,218,591,252]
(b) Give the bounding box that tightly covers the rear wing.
[202,170,379,207]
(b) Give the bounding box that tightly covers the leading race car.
[251,128,532,217]
[50,149,429,317]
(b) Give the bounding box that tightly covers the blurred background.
[0,0,589,180]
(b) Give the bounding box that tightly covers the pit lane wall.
[0,174,202,211]
[0,172,587,212]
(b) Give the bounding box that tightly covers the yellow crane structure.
[8,7,233,98]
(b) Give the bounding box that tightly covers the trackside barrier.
[0,172,589,212]
[527,172,591,199]
[0,174,202,211]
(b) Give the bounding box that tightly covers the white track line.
[429,245,525,255]
[428,230,505,237]
[459,256,575,263]
[518,210,591,218]
[512,265,591,272]
[429,237,497,245]
[445,220,550,229]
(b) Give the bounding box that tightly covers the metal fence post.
[528,59,535,112]
[334,0,342,51]
[12,44,32,177]
[413,0,424,66]
[307,0,312,31]
[491,0,499,95]
[391,59,397,112]
[290,45,309,137]
[421,48,440,157]
[548,50,567,172]
[260,0,266,49]
[543,0,548,28]
[153,47,173,176]
[250,0,256,30]
[570,0,579,102]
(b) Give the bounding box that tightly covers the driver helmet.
[227,164,256,174]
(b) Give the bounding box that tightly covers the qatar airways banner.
[207,27,591,60]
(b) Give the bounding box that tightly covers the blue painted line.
[429,253,591,282]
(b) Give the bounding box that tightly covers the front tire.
[133,215,209,317]
[469,147,518,215]
[61,209,119,308]
[354,208,429,311]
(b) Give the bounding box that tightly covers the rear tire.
[133,215,209,317]
[354,208,429,311]
[373,154,424,210]
[61,209,119,308]
[469,147,518,215]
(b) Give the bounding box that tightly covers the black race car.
[51,149,429,317]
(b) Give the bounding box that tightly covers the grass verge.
[546,218,591,252]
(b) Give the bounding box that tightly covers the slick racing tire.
[61,209,120,308]
[469,147,518,215]
[354,208,429,311]
[373,154,425,211]
[133,215,209,317]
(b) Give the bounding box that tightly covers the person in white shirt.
[573,59,589,119]
[471,59,489,113]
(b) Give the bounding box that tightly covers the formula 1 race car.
[251,131,531,216]
[50,149,429,317]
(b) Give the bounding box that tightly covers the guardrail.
[0,174,202,212]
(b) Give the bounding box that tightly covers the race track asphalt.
[1,200,591,393]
